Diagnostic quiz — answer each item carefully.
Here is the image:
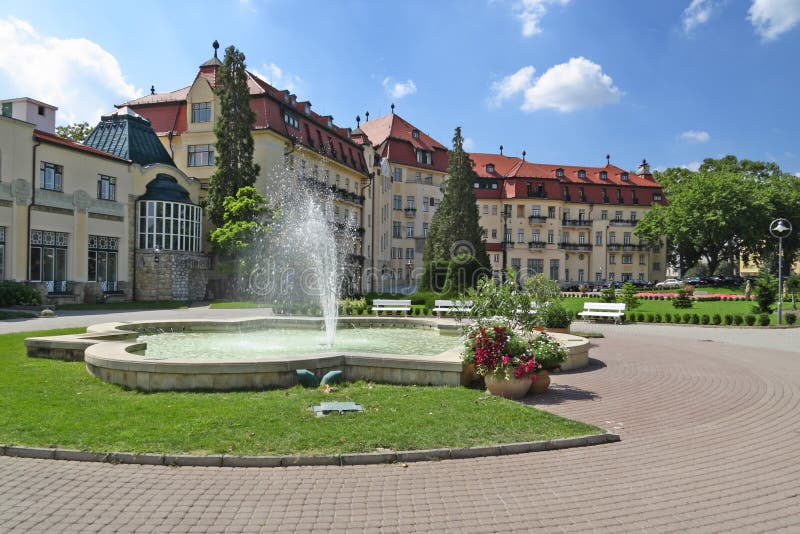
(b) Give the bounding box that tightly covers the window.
[624,232,632,245]
[609,255,616,265]
[483,204,488,214]
[621,172,629,181]
[532,230,540,242]
[97,175,116,201]
[138,201,202,251]
[188,144,214,166]
[556,168,564,178]
[639,254,645,265]
[491,204,497,215]
[621,273,632,281]
[595,231,603,246]
[405,248,414,259]
[563,209,571,221]
[491,229,497,239]
[38,105,45,116]
[600,171,607,180]
[565,269,570,282]
[425,174,433,184]
[390,247,397,259]
[423,197,429,212]
[653,193,662,202]
[615,211,623,221]
[392,221,401,238]
[596,272,602,282]
[406,196,415,210]
[87,235,119,287]
[578,233,586,244]
[532,207,541,217]
[40,162,63,191]
[393,167,402,182]
[548,206,556,218]
[422,223,429,237]
[578,170,586,178]
[486,164,495,173]
[609,232,616,244]
[622,254,633,264]
[549,259,560,281]
[578,269,585,282]
[653,262,661,272]
[511,258,521,273]
[415,172,422,183]
[494,254,499,263]
[191,102,211,123]
[412,129,420,139]
[415,150,432,165]
[547,230,554,244]
[631,211,637,221]
[393,195,402,210]
[601,210,608,220]
[406,223,414,238]
[29,230,68,283]
[527,259,544,275]
[517,229,524,243]
[563,231,570,243]
[283,110,299,129]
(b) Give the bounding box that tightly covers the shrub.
[682,313,691,323]
[620,282,640,311]
[734,314,744,326]
[758,313,771,327]
[785,313,797,325]
[701,314,710,325]
[745,315,756,326]
[654,313,662,323]
[672,289,693,309]
[538,302,572,329]
[753,274,778,314]
[637,312,645,322]
[690,314,700,324]
[646,313,655,322]
[673,314,681,324]
[724,314,733,325]
[664,312,672,322]
[601,287,617,303]
[0,281,42,306]
[712,314,721,325]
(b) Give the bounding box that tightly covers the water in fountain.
[247,164,355,346]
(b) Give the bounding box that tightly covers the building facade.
[122,51,371,293]
[352,113,448,292]
[0,97,207,303]
[469,153,667,287]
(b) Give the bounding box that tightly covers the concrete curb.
[0,432,619,468]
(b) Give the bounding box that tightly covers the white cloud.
[490,65,536,106]
[0,17,141,125]
[678,130,710,143]
[748,0,800,41]
[794,172,800,177]
[521,57,622,112]
[682,0,718,33]
[463,137,475,151]
[252,62,302,93]
[516,0,570,37]
[382,77,417,99]
[681,161,702,171]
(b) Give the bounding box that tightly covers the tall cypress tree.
[423,127,489,279]
[207,45,260,227]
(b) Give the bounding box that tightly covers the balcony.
[562,218,593,227]
[608,218,638,226]
[528,240,546,249]
[558,242,592,251]
[404,207,417,217]
[528,215,548,224]
[526,190,548,199]
[607,243,648,251]
[501,240,515,249]
[335,223,366,238]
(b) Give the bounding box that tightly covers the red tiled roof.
[485,242,502,252]
[34,130,130,163]
[358,113,448,172]
[122,60,367,175]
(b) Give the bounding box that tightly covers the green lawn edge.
[0,329,600,456]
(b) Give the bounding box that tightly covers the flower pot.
[484,375,532,399]
[460,363,480,386]
[530,369,551,394]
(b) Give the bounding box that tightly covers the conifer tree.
[423,127,489,286]
[207,45,260,227]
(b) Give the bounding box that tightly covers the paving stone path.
[1,310,799,532]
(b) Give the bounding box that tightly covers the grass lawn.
[209,301,273,309]
[57,300,190,311]
[0,329,600,456]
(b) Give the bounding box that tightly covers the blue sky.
[1,0,798,176]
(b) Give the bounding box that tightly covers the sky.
[1,0,799,176]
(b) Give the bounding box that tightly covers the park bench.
[578,302,627,324]
[431,300,473,317]
[371,299,412,316]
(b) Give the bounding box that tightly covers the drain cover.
[312,402,364,417]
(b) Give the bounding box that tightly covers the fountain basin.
[24,317,590,391]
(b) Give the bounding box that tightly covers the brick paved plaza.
[0,308,798,533]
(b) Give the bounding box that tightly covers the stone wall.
[134,250,211,301]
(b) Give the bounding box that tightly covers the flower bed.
[635,292,749,301]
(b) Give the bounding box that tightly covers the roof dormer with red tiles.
[357,112,448,173]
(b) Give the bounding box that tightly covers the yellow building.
[0,97,206,303]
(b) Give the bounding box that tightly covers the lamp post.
[501,203,511,281]
[769,218,792,325]
[406,259,414,292]
[153,245,161,302]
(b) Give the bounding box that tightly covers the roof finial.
[606,154,610,165]
[499,145,503,155]
[150,85,155,95]
[365,111,370,121]
[390,103,395,114]
[522,150,526,161]
[356,115,361,127]
[212,40,219,58]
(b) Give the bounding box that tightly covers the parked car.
[684,276,706,286]
[655,278,683,289]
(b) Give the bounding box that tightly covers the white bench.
[431,300,473,317]
[371,299,412,315]
[578,302,626,323]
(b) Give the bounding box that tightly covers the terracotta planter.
[530,369,551,394]
[460,363,480,386]
[484,375,532,399]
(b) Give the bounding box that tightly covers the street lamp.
[153,245,161,302]
[501,203,511,281]
[769,219,792,325]
[406,259,414,290]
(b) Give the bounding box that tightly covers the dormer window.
[327,117,333,128]
[600,171,608,180]
[283,110,299,129]
[412,129,420,139]
[578,169,586,179]
[621,172,629,181]
[556,168,565,178]
[304,103,311,115]
[486,164,495,173]
[415,150,432,165]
